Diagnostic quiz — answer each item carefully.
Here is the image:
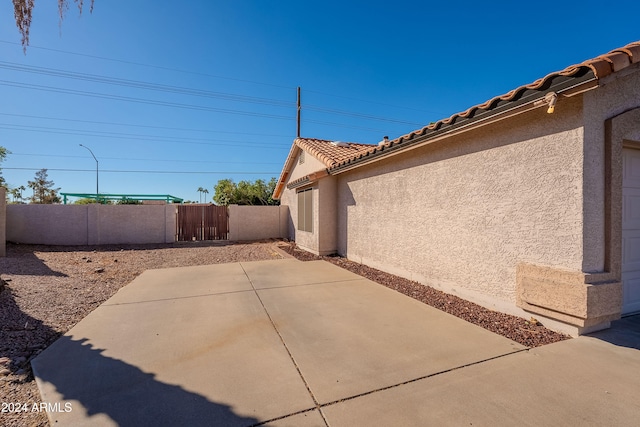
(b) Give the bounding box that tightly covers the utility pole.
[297,86,301,138]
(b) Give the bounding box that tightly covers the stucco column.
[0,187,6,257]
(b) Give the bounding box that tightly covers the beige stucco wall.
[8,204,90,245]
[280,149,324,253]
[289,150,326,182]
[279,183,297,241]
[0,188,6,256]
[317,176,338,255]
[228,205,289,241]
[7,204,176,245]
[337,95,586,309]
[582,62,640,272]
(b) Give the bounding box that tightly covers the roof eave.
[329,71,598,175]
[272,143,301,200]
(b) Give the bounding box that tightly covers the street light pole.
[79,144,99,197]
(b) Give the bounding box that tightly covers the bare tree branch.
[12,0,95,52]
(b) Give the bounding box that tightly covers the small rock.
[86,259,93,263]
[95,268,105,273]
[14,356,26,364]
[114,259,118,263]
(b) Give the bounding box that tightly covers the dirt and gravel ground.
[1,240,569,427]
[0,241,286,427]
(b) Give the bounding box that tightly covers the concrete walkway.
[32,259,640,426]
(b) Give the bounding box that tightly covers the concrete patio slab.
[31,259,640,427]
[266,410,326,427]
[32,288,315,426]
[257,278,525,404]
[241,259,361,289]
[321,335,640,427]
[104,263,252,305]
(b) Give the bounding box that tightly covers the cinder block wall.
[7,204,288,245]
[6,204,176,245]
[228,205,288,241]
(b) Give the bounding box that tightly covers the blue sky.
[1,0,638,202]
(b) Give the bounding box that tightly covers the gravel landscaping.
[1,240,569,427]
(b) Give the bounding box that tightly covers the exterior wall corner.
[516,262,622,331]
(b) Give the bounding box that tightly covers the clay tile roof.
[294,137,376,167]
[328,41,640,173]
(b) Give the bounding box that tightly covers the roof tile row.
[275,41,640,198]
[294,138,374,168]
[326,41,640,171]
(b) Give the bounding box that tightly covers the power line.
[0,61,428,126]
[0,123,291,147]
[0,80,402,134]
[0,80,295,121]
[0,112,292,137]
[0,61,295,108]
[10,153,282,165]
[4,167,280,175]
[0,67,423,129]
[0,40,296,90]
[0,39,443,119]
[303,119,394,134]
[305,88,447,116]
[305,105,422,126]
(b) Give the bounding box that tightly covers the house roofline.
[328,72,597,175]
[274,41,640,192]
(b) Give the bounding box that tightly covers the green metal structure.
[61,193,184,205]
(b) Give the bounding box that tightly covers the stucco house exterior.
[273,41,640,336]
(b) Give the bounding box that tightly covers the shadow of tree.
[0,285,61,374]
[1,284,65,426]
[32,336,262,427]
[1,283,261,427]
[0,244,67,277]
[588,314,640,350]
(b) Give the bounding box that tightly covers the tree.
[213,178,279,206]
[74,197,98,204]
[9,185,26,203]
[12,0,95,51]
[0,146,9,188]
[213,179,235,206]
[27,168,61,204]
[202,188,209,202]
[116,198,141,205]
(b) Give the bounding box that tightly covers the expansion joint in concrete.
[318,348,529,409]
[239,263,330,427]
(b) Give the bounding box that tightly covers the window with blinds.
[297,188,313,232]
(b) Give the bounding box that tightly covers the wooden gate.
[176,204,228,241]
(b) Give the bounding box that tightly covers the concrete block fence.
[4,203,288,246]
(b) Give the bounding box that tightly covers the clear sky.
[1,0,638,202]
